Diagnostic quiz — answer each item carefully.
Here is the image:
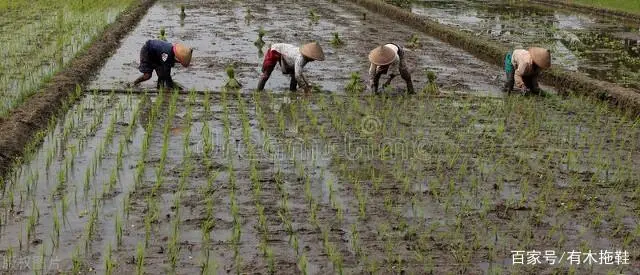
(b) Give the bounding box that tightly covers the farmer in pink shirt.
[257,42,325,92]
[503,47,551,95]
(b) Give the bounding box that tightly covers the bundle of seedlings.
[254,27,266,49]
[406,33,420,49]
[422,70,439,95]
[345,72,365,94]
[159,27,167,41]
[224,64,242,90]
[308,9,320,24]
[330,32,344,47]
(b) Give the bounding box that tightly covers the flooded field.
[0,0,639,274]
[88,0,514,95]
[412,0,640,90]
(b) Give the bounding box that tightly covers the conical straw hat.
[299,42,325,61]
[174,43,193,67]
[528,47,551,69]
[368,45,396,66]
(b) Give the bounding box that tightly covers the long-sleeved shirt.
[270,43,309,87]
[511,49,541,89]
[368,44,403,89]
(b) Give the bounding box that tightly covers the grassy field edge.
[529,0,640,23]
[0,0,157,180]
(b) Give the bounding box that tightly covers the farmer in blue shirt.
[133,40,193,89]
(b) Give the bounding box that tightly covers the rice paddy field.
[0,0,639,274]
[0,0,136,118]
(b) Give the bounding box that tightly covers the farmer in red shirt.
[257,42,325,92]
[133,40,193,90]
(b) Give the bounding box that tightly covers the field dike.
[0,0,157,179]
[348,0,640,116]
[529,0,640,24]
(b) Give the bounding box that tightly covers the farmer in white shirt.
[368,43,414,94]
[503,47,551,95]
[257,42,325,92]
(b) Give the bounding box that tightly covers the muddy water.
[87,0,528,96]
[411,0,640,90]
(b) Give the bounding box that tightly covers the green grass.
[571,0,640,14]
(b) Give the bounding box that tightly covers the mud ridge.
[0,0,157,180]
[529,0,640,24]
[347,0,640,116]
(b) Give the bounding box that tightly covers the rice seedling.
[200,247,218,275]
[308,9,320,24]
[26,199,40,241]
[168,215,181,271]
[51,203,61,249]
[180,5,187,20]
[71,246,82,274]
[104,242,115,275]
[245,8,255,23]
[115,210,123,247]
[330,32,344,47]
[254,26,266,50]
[136,241,145,275]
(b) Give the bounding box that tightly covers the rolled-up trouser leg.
[503,51,515,93]
[397,47,414,94]
[257,49,280,91]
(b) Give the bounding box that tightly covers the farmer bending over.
[503,47,551,95]
[257,42,325,92]
[368,43,414,94]
[133,39,193,90]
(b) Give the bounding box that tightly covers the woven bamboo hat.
[174,43,193,67]
[528,47,551,69]
[368,45,396,66]
[300,42,325,61]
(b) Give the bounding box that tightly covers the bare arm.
[133,73,152,85]
[294,56,308,88]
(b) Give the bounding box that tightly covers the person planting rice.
[502,47,551,95]
[132,39,193,90]
[368,43,414,94]
[256,42,325,92]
